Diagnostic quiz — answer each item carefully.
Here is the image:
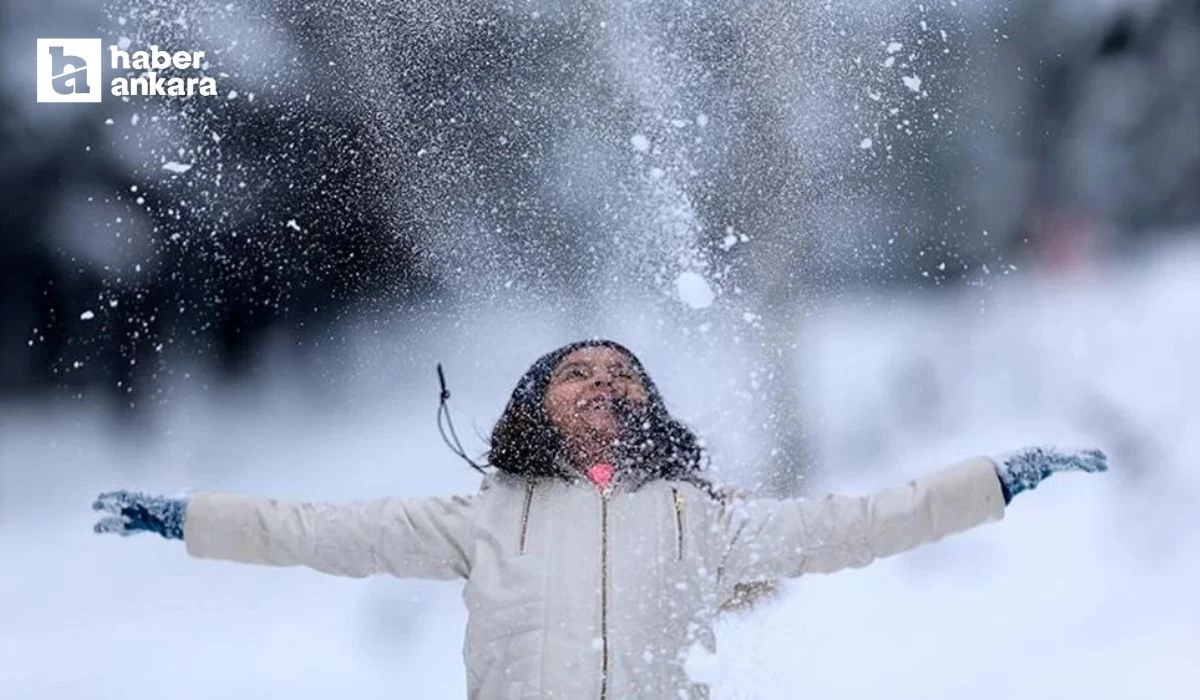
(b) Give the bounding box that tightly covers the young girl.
[93,339,1107,699]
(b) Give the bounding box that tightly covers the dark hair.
[487,339,718,496]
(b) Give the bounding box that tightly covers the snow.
[161,161,193,174]
[630,133,651,153]
[676,271,716,309]
[79,310,95,321]
[684,640,722,685]
[3,249,1198,699]
[703,247,1200,697]
[902,74,922,93]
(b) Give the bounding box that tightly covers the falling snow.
[3,0,1196,696]
[675,271,716,309]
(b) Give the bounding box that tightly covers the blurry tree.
[974,0,1200,260]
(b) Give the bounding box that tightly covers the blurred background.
[1,0,1198,698]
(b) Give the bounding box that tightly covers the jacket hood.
[488,339,715,495]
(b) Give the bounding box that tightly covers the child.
[93,339,1107,699]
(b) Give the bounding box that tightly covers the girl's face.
[543,346,650,446]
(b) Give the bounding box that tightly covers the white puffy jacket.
[184,457,1006,699]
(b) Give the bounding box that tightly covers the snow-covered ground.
[2,244,1197,699]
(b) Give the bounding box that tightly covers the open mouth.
[578,395,618,411]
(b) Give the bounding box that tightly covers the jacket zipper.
[671,487,686,561]
[518,482,535,554]
[599,491,610,700]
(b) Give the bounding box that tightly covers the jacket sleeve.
[716,457,1005,583]
[183,492,477,580]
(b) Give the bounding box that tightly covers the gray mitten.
[991,446,1108,503]
[92,490,188,540]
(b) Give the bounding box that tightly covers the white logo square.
[37,38,103,103]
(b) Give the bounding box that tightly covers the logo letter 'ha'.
[36,39,103,103]
[49,46,90,95]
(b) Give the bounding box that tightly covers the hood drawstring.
[437,363,488,474]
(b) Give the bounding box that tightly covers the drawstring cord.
[437,363,488,474]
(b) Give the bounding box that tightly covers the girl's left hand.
[991,446,1108,503]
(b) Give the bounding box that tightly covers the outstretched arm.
[93,490,477,580]
[717,447,1106,584]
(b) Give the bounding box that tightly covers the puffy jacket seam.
[464,493,482,576]
[787,496,979,555]
[788,519,915,554]
[538,518,554,699]
[715,520,749,590]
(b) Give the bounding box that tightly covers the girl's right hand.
[93,490,187,540]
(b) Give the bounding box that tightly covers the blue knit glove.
[92,490,187,540]
[991,446,1108,504]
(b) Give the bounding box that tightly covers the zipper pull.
[672,488,686,560]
